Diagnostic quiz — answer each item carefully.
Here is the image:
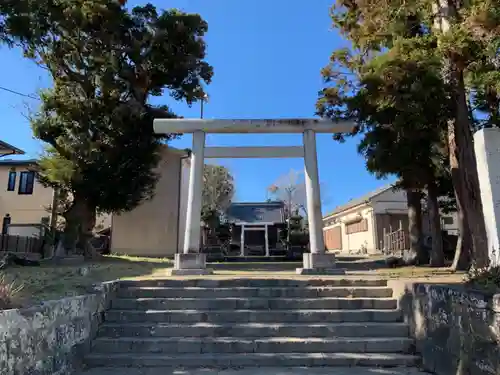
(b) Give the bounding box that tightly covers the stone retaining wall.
[403,283,500,375]
[0,280,119,375]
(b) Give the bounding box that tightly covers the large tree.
[267,170,308,218]
[202,164,235,228]
[320,0,500,268]
[2,1,213,257]
[318,44,450,266]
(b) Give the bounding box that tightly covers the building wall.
[0,164,54,224]
[324,186,461,254]
[111,147,187,257]
[323,205,377,254]
[371,188,408,214]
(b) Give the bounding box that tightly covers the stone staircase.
[85,279,418,368]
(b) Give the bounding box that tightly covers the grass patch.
[372,266,465,278]
[0,273,24,309]
[2,254,173,307]
[466,265,500,294]
[1,254,469,309]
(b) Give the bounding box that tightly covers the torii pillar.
[153,118,353,275]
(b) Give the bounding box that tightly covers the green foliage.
[4,1,212,212]
[318,34,452,192]
[1,1,213,255]
[466,265,500,293]
[202,164,235,227]
[287,214,309,247]
[322,0,500,268]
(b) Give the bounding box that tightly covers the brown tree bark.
[62,194,98,259]
[79,205,98,260]
[428,182,445,266]
[447,65,489,268]
[436,0,489,268]
[406,189,427,265]
[451,196,472,271]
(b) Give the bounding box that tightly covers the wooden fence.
[0,234,44,254]
[382,221,407,255]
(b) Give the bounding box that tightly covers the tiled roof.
[225,202,286,224]
[323,184,396,218]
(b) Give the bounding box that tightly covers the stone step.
[105,309,402,323]
[92,336,413,354]
[111,297,398,311]
[85,352,418,368]
[99,322,410,338]
[118,279,388,289]
[117,286,394,299]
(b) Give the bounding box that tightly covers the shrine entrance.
[153,118,353,275]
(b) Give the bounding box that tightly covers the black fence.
[0,234,44,255]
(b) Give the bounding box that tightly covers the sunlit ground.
[1,254,466,308]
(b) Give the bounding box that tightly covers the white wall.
[474,128,500,266]
[7,224,41,238]
[323,204,376,254]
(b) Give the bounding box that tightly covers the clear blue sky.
[0,0,392,214]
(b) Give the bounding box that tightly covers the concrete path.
[80,367,431,375]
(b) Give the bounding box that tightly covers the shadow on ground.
[81,366,432,375]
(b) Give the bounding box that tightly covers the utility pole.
[200,93,208,119]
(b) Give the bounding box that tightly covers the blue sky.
[0,0,392,214]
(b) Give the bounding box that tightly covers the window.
[345,219,368,234]
[7,171,16,191]
[18,171,35,195]
[442,216,454,225]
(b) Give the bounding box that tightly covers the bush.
[0,273,23,310]
[466,266,500,293]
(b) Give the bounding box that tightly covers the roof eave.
[0,140,25,157]
[323,200,371,219]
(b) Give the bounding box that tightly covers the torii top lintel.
[153,118,355,134]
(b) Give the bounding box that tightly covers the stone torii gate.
[153,118,354,275]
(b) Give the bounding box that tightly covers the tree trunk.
[62,194,98,259]
[446,65,489,268]
[428,182,445,266]
[78,203,98,260]
[61,202,82,255]
[451,196,472,271]
[435,0,490,268]
[406,189,426,265]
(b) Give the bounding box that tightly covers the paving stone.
[98,322,409,338]
[111,298,397,311]
[80,366,432,375]
[118,279,388,289]
[85,278,416,370]
[104,309,402,323]
[85,353,418,368]
[92,337,413,354]
[117,287,394,299]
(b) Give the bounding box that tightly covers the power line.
[0,86,39,100]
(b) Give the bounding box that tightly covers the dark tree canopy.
[1,1,213,256]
